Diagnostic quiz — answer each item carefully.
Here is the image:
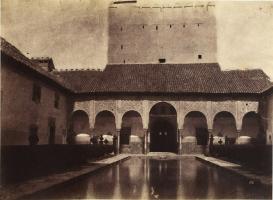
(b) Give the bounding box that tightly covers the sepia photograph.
[1,0,273,199]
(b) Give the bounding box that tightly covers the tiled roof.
[57,64,272,94]
[54,70,103,92]
[2,37,271,95]
[1,37,73,91]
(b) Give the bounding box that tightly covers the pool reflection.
[30,157,272,199]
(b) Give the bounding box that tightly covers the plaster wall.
[1,62,70,145]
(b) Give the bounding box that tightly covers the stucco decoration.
[118,100,143,117]
[73,101,90,114]
[180,101,211,129]
[94,100,117,115]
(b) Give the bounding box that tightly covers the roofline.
[1,52,74,94]
[72,91,263,97]
[261,84,273,95]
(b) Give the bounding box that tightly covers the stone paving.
[0,154,130,200]
[196,155,272,187]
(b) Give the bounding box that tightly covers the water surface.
[29,157,272,199]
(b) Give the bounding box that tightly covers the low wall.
[210,144,272,173]
[1,144,114,184]
[181,143,208,154]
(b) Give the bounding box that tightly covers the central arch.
[149,102,178,153]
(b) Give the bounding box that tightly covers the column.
[235,129,241,144]
[147,130,150,153]
[144,129,147,154]
[178,129,182,155]
[116,129,121,154]
[208,128,213,155]
[208,129,213,144]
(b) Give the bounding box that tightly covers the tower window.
[159,58,166,63]
[120,26,123,31]
[170,24,172,28]
[123,60,126,63]
[142,25,145,29]
[198,55,202,59]
[121,45,123,50]
[183,24,186,28]
[156,25,158,30]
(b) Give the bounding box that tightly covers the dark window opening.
[29,125,39,145]
[142,25,145,29]
[120,127,131,145]
[120,26,123,31]
[183,24,186,28]
[32,83,41,103]
[170,24,172,28]
[156,25,158,30]
[198,55,202,59]
[48,117,56,145]
[123,60,126,64]
[54,92,60,109]
[121,45,123,50]
[159,58,166,63]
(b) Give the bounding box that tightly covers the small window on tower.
[198,55,202,59]
[159,58,166,63]
[121,45,123,50]
[183,24,186,28]
[120,26,123,31]
[142,25,145,29]
[156,25,158,30]
[123,60,126,64]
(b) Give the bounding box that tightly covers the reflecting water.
[29,157,271,199]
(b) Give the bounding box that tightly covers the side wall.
[1,61,70,145]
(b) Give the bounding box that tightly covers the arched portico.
[213,111,237,144]
[68,110,90,144]
[149,102,178,153]
[94,110,116,136]
[120,110,144,153]
[241,112,265,144]
[183,111,208,144]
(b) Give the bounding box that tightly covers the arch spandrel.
[118,100,143,117]
[179,101,211,129]
[73,101,90,114]
[94,100,117,116]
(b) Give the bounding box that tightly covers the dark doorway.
[196,128,209,145]
[149,102,178,153]
[120,127,131,145]
[150,119,177,153]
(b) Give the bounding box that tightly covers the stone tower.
[108,0,216,64]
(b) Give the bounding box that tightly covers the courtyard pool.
[28,157,271,199]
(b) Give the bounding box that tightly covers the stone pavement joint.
[195,155,272,187]
[0,154,130,200]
